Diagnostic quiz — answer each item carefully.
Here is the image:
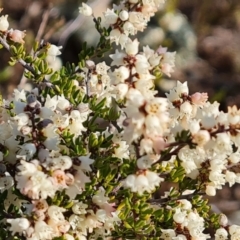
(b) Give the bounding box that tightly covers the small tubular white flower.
[33,220,56,239]
[92,187,109,206]
[0,176,14,191]
[0,15,9,31]
[112,66,130,83]
[215,228,228,240]
[225,170,237,187]
[57,96,71,111]
[113,84,128,101]
[178,199,192,210]
[160,229,176,239]
[79,3,92,16]
[17,159,38,176]
[180,101,192,115]
[123,21,136,35]
[18,143,37,160]
[48,205,65,222]
[192,130,210,146]
[229,224,240,236]
[104,8,118,25]
[7,218,30,235]
[47,44,62,60]
[72,202,88,215]
[77,154,94,171]
[96,62,110,75]
[229,152,240,164]
[124,171,162,195]
[137,155,152,169]
[173,208,186,224]
[13,112,29,127]
[125,39,139,55]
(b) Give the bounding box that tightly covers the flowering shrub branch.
[0,1,240,240]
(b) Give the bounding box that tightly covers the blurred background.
[1,0,240,228]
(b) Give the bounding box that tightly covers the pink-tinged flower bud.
[8,29,26,44]
[0,15,9,31]
[190,92,208,105]
[52,169,67,187]
[219,214,228,227]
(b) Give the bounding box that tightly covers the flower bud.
[8,29,26,44]
[119,10,129,21]
[0,15,9,31]
[219,214,228,227]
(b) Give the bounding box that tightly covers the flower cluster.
[0,0,240,240]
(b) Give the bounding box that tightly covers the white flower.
[192,130,210,146]
[215,228,228,240]
[172,235,187,240]
[57,96,71,111]
[13,89,26,101]
[160,229,176,239]
[225,171,237,187]
[180,101,192,115]
[47,44,62,60]
[124,171,162,195]
[7,218,30,235]
[173,208,187,224]
[92,187,109,206]
[113,83,129,100]
[32,220,57,239]
[13,112,29,127]
[112,66,130,84]
[161,51,176,77]
[72,202,88,215]
[123,21,137,35]
[48,205,65,222]
[178,199,192,210]
[125,39,139,55]
[17,160,38,176]
[0,15,9,31]
[137,155,152,169]
[96,62,110,75]
[229,224,240,236]
[18,143,37,160]
[79,3,92,16]
[104,8,118,25]
[0,176,14,191]
[78,154,94,171]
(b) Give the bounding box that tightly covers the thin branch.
[18,7,51,89]
[35,8,51,42]
[148,191,205,206]
[58,0,111,48]
[0,35,35,74]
